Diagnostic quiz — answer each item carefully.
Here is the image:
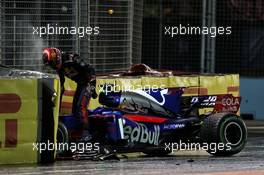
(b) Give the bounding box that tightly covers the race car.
[57,87,247,160]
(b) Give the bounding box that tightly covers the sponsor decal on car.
[214,95,241,113]
[123,123,160,146]
[163,123,185,130]
[191,96,217,107]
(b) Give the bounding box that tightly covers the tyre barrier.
[0,68,60,164]
[61,74,240,115]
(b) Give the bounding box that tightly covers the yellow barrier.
[61,74,240,115]
[0,77,60,164]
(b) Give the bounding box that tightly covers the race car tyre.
[57,122,69,154]
[200,112,247,156]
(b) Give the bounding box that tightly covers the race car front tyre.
[200,112,247,156]
[56,122,69,155]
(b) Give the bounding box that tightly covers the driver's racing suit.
[58,53,97,131]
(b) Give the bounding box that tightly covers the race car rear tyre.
[200,112,247,156]
[57,122,69,155]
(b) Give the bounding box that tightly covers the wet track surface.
[1,137,264,175]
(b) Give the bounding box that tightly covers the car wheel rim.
[224,122,243,146]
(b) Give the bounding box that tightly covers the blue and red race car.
[57,87,247,160]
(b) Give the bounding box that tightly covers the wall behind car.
[240,78,264,121]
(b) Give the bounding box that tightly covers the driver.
[42,47,97,141]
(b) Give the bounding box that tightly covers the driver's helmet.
[42,48,62,70]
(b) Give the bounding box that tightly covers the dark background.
[0,0,264,76]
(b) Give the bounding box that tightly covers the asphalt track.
[1,121,264,175]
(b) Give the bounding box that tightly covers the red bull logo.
[123,123,160,146]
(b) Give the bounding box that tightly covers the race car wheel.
[200,112,247,156]
[56,122,69,155]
